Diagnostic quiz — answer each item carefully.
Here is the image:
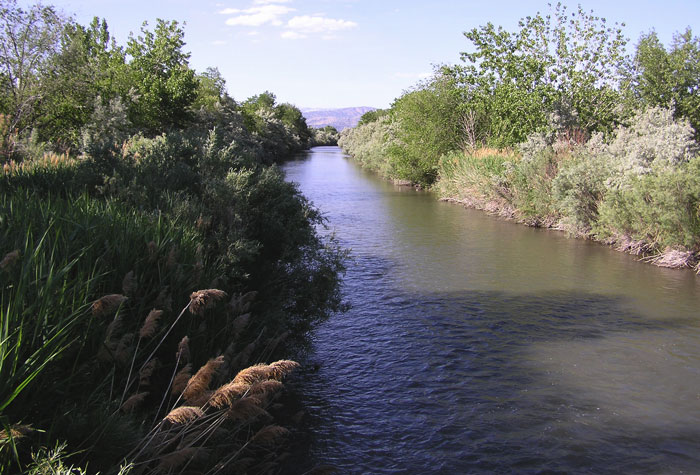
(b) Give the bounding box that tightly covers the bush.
[596,156,700,250]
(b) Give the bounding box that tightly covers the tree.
[457,3,628,145]
[37,17,128,147]
[630,28,700,136]
[0,0,66,150]
[126,19,198,132]
[388,72,464,185]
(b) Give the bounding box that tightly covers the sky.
[23,0,700,109]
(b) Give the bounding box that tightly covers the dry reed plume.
[122,270,137,296]
[0,249,19,269]
[91,294,128,317]
[182,356,225,404]
[250,425,289,447]
[176,336,190,365]
[189,289,228,316]
[171,364,192,396]
[139,359,159,386]
[208,382,250,409]
[164,406,204,425]
[139,309,163,339]
[121,392,149,413]
[233,364,273,385]
[226,398,271,423]
[156,446,208,472]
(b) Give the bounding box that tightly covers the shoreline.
[438,193,700,274]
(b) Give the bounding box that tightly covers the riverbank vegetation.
[0,0,344,472]
[340,3,700,271]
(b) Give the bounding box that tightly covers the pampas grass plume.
[176,336,190,365]
[208,382,250,409]
[183,356,225,403]
[189,289,228,316]
[139,309,163,339]
[0,249,20,269]
[164,406,204,425]
[122,270,136,296]
[250,425,289,446]
[121,392,149,413]
[233,364,272,385]
[268,360,301,380]
[92,294,128,317]
[171,364,192,396]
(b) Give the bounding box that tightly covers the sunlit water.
[281,146,700,474]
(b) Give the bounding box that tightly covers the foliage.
[629,28,700,136]
[387,72,464,186]
[597,156,700,249]
[0,0,67,150]
[125,19,198,133]
[339,115,397,178]
[455,2,628,146]
[310,125,339,145]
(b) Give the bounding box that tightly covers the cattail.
[139,358,159,387]
[268,360,301,380]
[176,336,190,365]
[0,249,20,270]
[208,382,250,409]
[121,392,149,413]
[122,270,137,296]
[91,294,128,317]
[189,289,228,316]
[171,364,192,396]
[139,309,163,339]
[182,356,225,404]
[226,398,270,423]
[250,425,289,447]
[232,313,250,338]
[233,364,272,385]
[164,406,204,425]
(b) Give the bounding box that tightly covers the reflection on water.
[282,147,700,473]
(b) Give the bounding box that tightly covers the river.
[281,146,700,474]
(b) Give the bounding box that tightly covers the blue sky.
[30,0,700,109]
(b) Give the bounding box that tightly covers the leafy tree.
[357,108,388,126]
[457,3,628,145]
[388,72,463,185]
[38,17,128,147]
[125,19,198,133]
[0,0,66,150]
[629,28,700,136]
[192,66,228,112]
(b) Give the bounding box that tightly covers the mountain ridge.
[301,106,377,131]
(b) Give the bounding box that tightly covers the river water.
[281,146,700,474]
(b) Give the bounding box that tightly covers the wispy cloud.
[211,39,227,45]
[253,0,291,3]
[286,15,358,33]
[281,30,306,40]
[220,5,295,27]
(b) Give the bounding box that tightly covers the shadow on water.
[284,256,700,474]
[280,148,700,474]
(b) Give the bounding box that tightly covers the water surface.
[282,146,700,474]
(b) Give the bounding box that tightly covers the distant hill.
[301,106,377,131]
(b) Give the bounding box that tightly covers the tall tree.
[125,19,198,133]
[0,0,66,148]
[630,28,700,135]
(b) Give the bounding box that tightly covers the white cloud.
[222,5,295,27]
[281,30,306,40]
[211,40,227,45]
[253,0,292,4]
[286,15,357,33]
